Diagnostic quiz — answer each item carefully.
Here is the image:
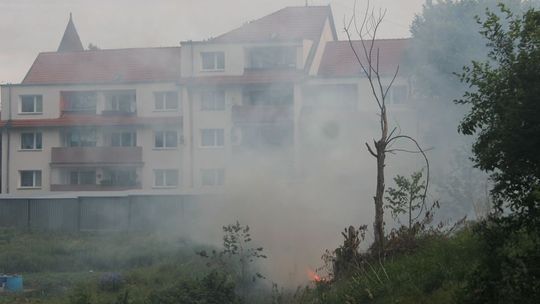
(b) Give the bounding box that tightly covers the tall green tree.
[456,5,540,223]
[406,0,538,218]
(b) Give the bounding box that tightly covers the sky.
[0,0,426,84]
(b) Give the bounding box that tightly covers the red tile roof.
[0,115,182,128]
[22,47,181,85]
[211,6,335,43]
[179,69,305,85]
[318,39,409,77]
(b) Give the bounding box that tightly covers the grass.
[0,226,486,303]
[293,228,482,304]
[0,228,212,304]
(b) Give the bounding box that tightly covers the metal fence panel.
[0,199,29,229]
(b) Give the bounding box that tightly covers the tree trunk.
[373,109,388,253]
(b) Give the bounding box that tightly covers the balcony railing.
[50,183,141,192]
[101,110,137,116]
[232,105,293,124]
[51,146,143,165]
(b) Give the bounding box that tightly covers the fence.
[0,194,203,232]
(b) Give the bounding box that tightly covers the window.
[105,91,136,113]
[111,131,136,147]
[248,47,296,69]
[201,90,226,111]
[154,130,178,148]
[69,170,96,185]
[154,91,179,111]
[201,52,225,71]
[243,85,294,106]
[63,128,97,147]
[20,95,43,113]
[201,129,224,147]
[201,169,225,186]
[62,91,97,113]
[20,132,42,150]
[20,170,41,188]
[154,169,179,187]
[387,85,408,105]
[102,168,137,186]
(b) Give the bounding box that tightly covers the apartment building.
[0,6,413,195]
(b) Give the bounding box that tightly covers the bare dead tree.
[344,0,430,254]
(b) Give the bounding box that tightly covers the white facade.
[0,6,415,195]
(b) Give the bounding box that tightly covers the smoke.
[0,0,508,289]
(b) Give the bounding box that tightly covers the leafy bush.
[459,219,540,304]
[145,271,240,304]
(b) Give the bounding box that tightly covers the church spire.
[57,13,84,52]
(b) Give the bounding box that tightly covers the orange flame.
[307,269,322,282]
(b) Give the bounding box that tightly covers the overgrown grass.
[0,228,213,303]
[294,228,482,304]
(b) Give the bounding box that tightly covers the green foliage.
[321,225,367,280]
[459,219,540,303]
[197,221,267,297]
[456,4,540,224]
[68,285,94,304]
[0,229,183,274]
[385,170,426,229]
[145,271,240,304]
[294,228,482,304]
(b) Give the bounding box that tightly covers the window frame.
[201,168,225,186]
[201,52,225,71]
[200,128,225,147]
[154,91,179,112]
[68,170,97,185]
[106,91,137,113]
[111,131,137,147]
[201,90,226,111]
[153,169,179,188]
[63,128,97,147]
[19,170,42,189]
[19,95,43,114]
[154,130,178,149]
[20,132,43,151]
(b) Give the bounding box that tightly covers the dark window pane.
[35,133,42,149]
[216,129,225,146]
[34,171,41,187]
[21,97,35,112]
[79,171,96,185]
[165,131,178,147]
[154,92,164,110]
[165,92,178,110]
[165,170,178,186]
[201,53,215,70]
[216,52,225,69]
[21,133,35,149]
[20,171,34,187]
[155,131,164,148]
[155,170,164,186]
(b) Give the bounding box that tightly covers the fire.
[307,269,322,282]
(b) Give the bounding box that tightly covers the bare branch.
[386,135,431,207]
[366,142,377,157]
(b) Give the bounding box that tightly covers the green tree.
[456,5,540,303]
[407,0,538,218]
[456,5,540,223]
[385,170,426,230]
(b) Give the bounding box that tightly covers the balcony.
[101,110,137,116]
[51,147,143,166]
[50,183,141,192]
[232,105,293,124]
